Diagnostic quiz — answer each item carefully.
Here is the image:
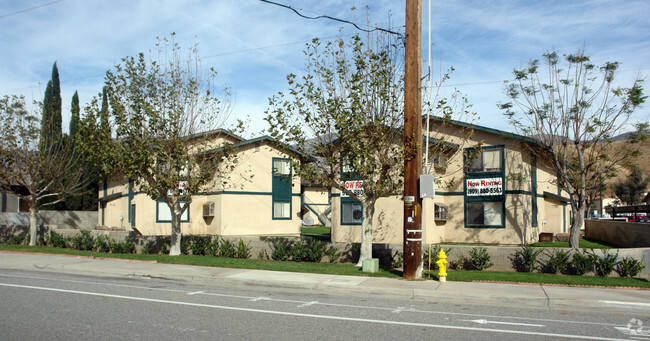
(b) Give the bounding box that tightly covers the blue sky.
[1,0,648,137]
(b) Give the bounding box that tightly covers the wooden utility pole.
[403,0,422,279]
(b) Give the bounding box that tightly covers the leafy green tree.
[86,35,236,256]
[0,96,89,245]
[266,32,407,266]
[614,167,649,205]
[500,49,647,248]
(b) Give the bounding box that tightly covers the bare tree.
[500,49,647,247]
[0,96,88,245]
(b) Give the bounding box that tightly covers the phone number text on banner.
[466,178,503,196]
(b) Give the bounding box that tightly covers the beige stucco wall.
[98,139,301,237]
[331,126,570,245]
[302,186,330,226]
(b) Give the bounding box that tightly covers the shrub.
[571,250,595,276]
[290,241,306,261]
[95,234,111,253]
[542,248,571,274]
[236,239,251,259]
[512,245,543,272]
[269,241,292,261]
[72,230,95,251]
[219,239,236,258]
[46,230,68,248]
[462,247,493,271]
[108,236,134,254]
[592,249,618,277]
[423,245,453,270]
[207,237,220,256]
[6,234,27,245]
[391,251,403,268]
[122,236,135,254]
[141,244,152,255]
[188,235,212,256]
[181,236,192,255]
[258,248,269,260]
[324,246,341,263]
[617,256,646,278]
[303,238,325,262]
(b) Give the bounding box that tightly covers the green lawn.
[0,244,397,278]
[300,226,331,236]
[2,243,646,288]
[425,270,650,288]
[529,238,615,249]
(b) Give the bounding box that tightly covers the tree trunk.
[168,200,183,256]
[28,203,38,246]
[569,199,586,248]
[356,200,375,267]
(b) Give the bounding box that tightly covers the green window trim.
[339,171,363,226]
[272,158,293,220]
[463,145,506,228]
[155,199,190,223]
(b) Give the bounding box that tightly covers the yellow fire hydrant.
[436,249,448,283]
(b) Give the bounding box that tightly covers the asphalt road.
[1,269,648,340]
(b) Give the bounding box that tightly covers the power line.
[259,0,404,40]
[0,0,64,20]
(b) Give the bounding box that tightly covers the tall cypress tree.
[40,80,54,152]
[100,86,110,138]
[69,91,80,139]
[40,62,63,151]
[51,62,62,144]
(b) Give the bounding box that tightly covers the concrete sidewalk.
[1,251,649,314]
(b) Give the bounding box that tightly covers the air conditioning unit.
[203,201,215,217]
[434,203,449,221]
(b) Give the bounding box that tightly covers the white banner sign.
[466,178,503,196]
[341,180,363,197]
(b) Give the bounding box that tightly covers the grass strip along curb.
[1,244,648,288]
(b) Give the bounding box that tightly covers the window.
[272,158,292,220]
[467,202,503,227]
[273,159,291,175]
[342,202,363,224]
[130,204,136,227]
[273,202,291,219]
[464,145,505,228]
[434,203,449,221]
[156,200,189,223]
[468,148,502,173]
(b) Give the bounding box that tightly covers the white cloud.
[1,0,648,135]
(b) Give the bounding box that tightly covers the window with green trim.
[156,199,189,223]
[464,145,506,228]
[467,148,502,173]
[467,202,503,227]
[272,158,292,219]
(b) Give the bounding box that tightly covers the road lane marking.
[0,282,628,340]
[463,319,544,327]
[0,272,628,328]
